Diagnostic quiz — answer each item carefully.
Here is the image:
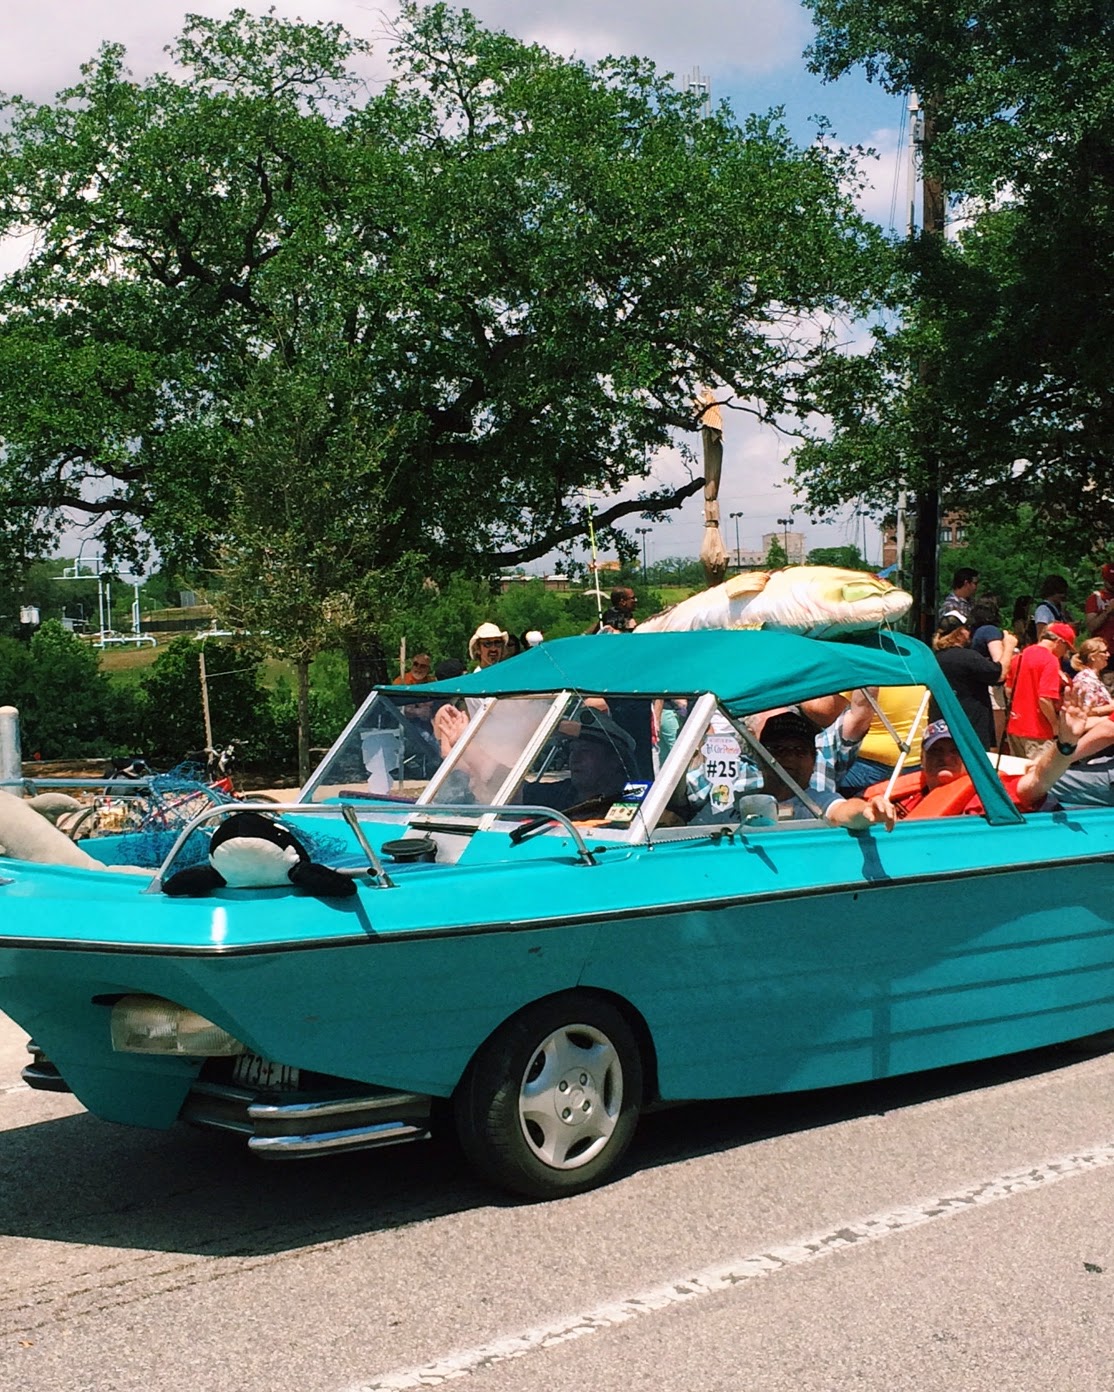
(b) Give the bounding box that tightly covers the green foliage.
[494,581,569,643]
[263,653,355,764]
[564,590,607,628]
[645,556,709,588]
[0,621,129,757]
[138,636,274,761]
[807,545,871,569]
[0,559,96,636]
[795,0,1114,542]
[369,571,493,676]
[764,537,790,568]
[307,650,356,744]
[937,509,1096,616]
[0,5,882,591]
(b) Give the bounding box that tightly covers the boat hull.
[4,808,1113,1130]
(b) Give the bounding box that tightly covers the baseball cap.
[1045,622,1076,645]
[1102,563,1114,588]
[573,706,636,754]
[759,711,817,749]
[921,720,954,753]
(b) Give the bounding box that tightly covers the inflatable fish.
[635,566,912,638]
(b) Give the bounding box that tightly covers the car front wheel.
[455,993,643,1200]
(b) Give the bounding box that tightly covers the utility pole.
[729,511,743,571]
[635,527,651,582]
[909,91,946,642]
[777,516,793,561]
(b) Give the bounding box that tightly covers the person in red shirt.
[1083,563,1114,694]
[1006,621,1074,758]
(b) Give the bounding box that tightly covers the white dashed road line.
[348,1143,1114,1391]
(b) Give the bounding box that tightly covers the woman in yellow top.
[834,684,928,794]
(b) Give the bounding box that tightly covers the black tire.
[454,992,643,1199]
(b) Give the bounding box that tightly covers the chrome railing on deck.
[144,798,600,894]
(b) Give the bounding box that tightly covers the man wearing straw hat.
[468,622,508,670]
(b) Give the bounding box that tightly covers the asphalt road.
[2,1009,1113,1392]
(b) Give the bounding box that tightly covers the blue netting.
[77,769,350,871]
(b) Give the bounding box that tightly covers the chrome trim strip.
[339,804,395,887]
[247,1091,428,1121]
[142,797,599,893]
[247,1122,429,1155]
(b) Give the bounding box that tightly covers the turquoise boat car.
[2,630,1113,1199]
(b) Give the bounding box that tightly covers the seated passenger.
[873,689,1089,815]
[523,708,637,816]
[687,689,876,813]
[398,698,441,779]
[834,684,928,795]
[1046,686,1114,806]
[690,710,895,831]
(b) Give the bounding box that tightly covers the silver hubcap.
[518,1023,623,1170]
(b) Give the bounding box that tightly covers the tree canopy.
[0,4,883,594]
[795,0,1114,552]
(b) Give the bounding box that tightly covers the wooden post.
[198,646,214,752]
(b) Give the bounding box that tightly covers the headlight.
[110,995,246,1056]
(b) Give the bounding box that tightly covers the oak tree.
[0,4,885,706]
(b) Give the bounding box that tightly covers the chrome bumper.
[180,1079,433,1157]
[22,1041,72,1093]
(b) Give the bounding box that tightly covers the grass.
[96,639,299,702]
[96,643,161,689]
[93,584,705,691]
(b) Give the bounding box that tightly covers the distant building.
[881,511,967,568]
[758,530,806,565]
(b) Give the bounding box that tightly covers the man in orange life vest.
[870,684,1091,817]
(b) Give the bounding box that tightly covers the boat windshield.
[303,690,454,803]
[423,696,561,807]
[421,693,657,816]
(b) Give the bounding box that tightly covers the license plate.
[232,1054,300,1090]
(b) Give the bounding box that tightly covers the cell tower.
[684,66,711,118]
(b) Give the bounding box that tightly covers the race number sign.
[703,733,740,781]
[702,733,740,814]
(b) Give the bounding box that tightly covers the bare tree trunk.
[295,658,312,785]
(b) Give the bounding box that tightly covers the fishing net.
[73,766,349,871]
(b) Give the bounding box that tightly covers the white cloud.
[473,0,809,76]
[1,0,809,105]
[851,124,908,231]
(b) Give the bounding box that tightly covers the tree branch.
[491,476,705,566]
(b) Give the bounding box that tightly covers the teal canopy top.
[391,629,1021,824]
[394,630,937,714]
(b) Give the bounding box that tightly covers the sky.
[0,0,909,570]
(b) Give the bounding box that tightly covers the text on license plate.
[233,1054,300,1090]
